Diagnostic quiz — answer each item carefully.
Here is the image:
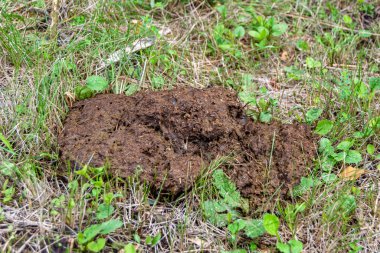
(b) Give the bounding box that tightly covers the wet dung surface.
[58,87,316,207]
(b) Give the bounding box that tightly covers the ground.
[0,0,379,252]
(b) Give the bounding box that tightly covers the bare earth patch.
[58,87,316,207]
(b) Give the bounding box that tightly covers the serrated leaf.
[338,166,366,180]
[272,23,288,36]
[321,173,337,183]
[315,119,333,135]
[243,219,265,238]
[212,169,241,208]
[238,91,256,104]
[86,75,109,92]
[87,238,106,252]
[306,108,323,124]
[292,177,315,197]
[263,213,280,236]
[259,111,272,123]
[319,138,334,154]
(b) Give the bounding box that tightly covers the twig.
[49,0,60,38]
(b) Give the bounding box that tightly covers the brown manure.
[58,86,316,207]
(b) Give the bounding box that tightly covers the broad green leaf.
[343,15,352,25]
[259,112,272,123]
[87,238,106,252]
[288,240,303,253]
[263,213,280,236]
[315,119,333,135]
[99,219,123,235]
[336,140,353,151]
[243,219,265,238]
[151,232,161,246]
[369,77,380,92]
[296,39,309,51]
[345,150,362,164]
[333,151,346,162]
[276,239,303,253]
[233,26,245,39]
[306,57,322,69]
[124,243,136,253]
[306,108,323,124]
[276,242,290,253]
[86,75,109,92]
[216,5,227,19]
[366,144,375,155]
[319,138,334,155]
[272,23,288,36]
[96,204,114,220]
[79,224,103,245]
[228,219,246,234]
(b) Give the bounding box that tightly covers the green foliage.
[324,194,357,221]
[315,119,334,135]
[124,243,137,253]
[248,16,287,48]
[306,108,323,124]
[87,238,106,252]
[77,219,123,248]
[96,204,115,220]
[263,213,280,236]
[86,75,109,92]
[145,232,161,246]
[212,169,242,208]
[75,86,94,100]
[276,239,303,253]
[0,132,15,155]
[306,57,322,69]
[292,177,316,197]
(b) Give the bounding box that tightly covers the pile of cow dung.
[58,86,316,207]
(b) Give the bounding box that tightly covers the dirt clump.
[58,86,316,207]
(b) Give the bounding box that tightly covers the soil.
[58,86,316,207]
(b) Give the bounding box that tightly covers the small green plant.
[238,77,278,123]
[263,213,303,253]
[248,16,287,49]
[77,219,123,252]
[74,75,109,100]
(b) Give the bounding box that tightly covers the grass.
[0,0,379,252]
